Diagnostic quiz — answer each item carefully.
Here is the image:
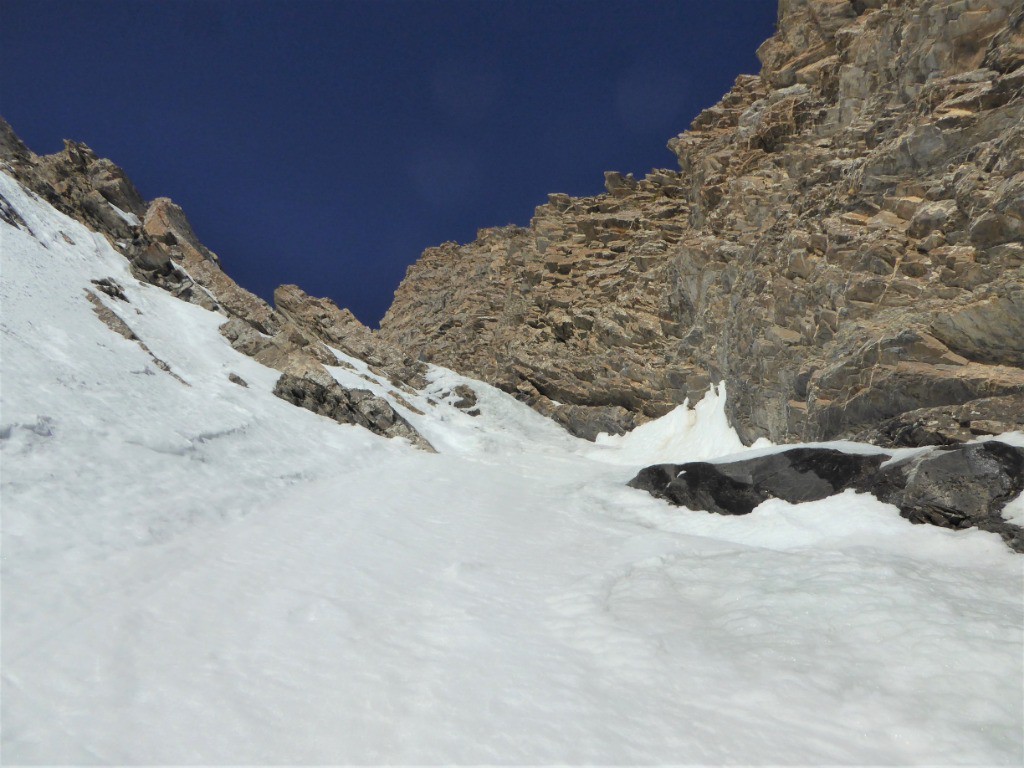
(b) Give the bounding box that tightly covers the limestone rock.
[217,317,337,375]
[860,393,1024,446]
[1,118,145,245]
[0,118,278,334]
[143,198,278,334]
[0,121,440,450]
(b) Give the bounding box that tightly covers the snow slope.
[2,171,1022,764]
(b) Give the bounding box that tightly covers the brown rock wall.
[380,0,1024,444]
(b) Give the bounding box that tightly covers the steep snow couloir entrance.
[2,172,1022,764]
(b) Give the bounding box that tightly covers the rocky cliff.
[3,0,1022,451]
[379,0,1024,445]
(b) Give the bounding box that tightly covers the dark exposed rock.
[631,462,770,516]
[132,242,173,273]
[929,291,1024,367]
[451,384,477,409]
[91,277,128,302]
[629,448,886,515]
[629,442,1024,552]
[874,442,1024,538]
[0,192,29,230]
[860,393,1024,446]
[273,371,434,452]
[445,384,479,413]
[546,402,637,441]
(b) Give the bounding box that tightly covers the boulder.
[628,442,1024,552]
[629,448,886,515]
[273,372,434,452]
[874,442,1024,537]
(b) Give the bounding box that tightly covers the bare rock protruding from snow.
[0,119,146,240]
[143,198,279,334]
[860,392,1024,446]
[379,0,1024,444]
[84,289,188,385]
[0,118,279,333]
[0,120,436,449]
[629,441,1024,552]
[273,371,434,451]
[874,441,1024,550]
[630,448,887,515]
[273,284,428,390]
[218,317,339,374]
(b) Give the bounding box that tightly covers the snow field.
[2,171,1022,764]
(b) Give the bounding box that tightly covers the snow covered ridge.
[2,169,1024,764]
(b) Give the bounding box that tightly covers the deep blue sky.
[2,1,776,326]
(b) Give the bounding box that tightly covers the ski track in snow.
[2,171,1023,764]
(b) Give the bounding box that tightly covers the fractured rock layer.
[380,0,1024,444]
[273,370,435,451]
[0,119,435,450]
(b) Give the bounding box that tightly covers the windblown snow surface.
[2,170,1022,765]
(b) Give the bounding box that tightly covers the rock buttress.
[379,0,1024,444]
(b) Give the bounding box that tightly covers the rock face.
[379,0,1024,445]
[3,2,1022,468]
[629,441,1024,551]
[273,284,428,390]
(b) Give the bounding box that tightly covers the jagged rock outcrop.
[379,0,1024,445]
[856,391,1024,445]
[143,197,279,333]
[629,441,1024,551]
[273,370,434,451]
[0,118,278,326]
[0,118,435,450]
[3,0,1021,455]
[273,284,429,390]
